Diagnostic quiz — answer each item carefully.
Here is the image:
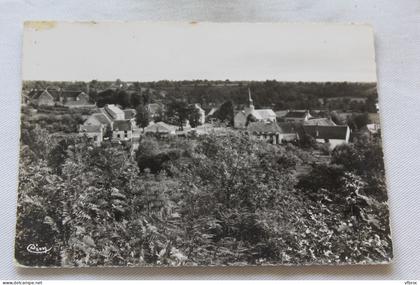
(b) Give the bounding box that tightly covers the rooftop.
[285,110,309,118]
[252,109,276,120]
[113,120,132,131]
[303,125,349,140]
[304,118,336,126]
[80,124,102,133]
[144,122,177,133]
[106,104,124,115]
[123,109,136,120]
[91,113,112,126]
[247,121,281,133]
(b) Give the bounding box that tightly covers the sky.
[22,22,377,82]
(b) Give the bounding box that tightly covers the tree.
[142,89,151,105]
[348,113,369,130]
[47,138,74,175]
[117,90,131,108]
[187,105,201,128]
[215,100,234,125]
[136,105,150,130]
[130,91,143,107]
[166,101,190,130]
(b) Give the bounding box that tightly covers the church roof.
[252,109,276,120]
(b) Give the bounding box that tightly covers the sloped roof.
[123,109,136,120]
[303,125,349,140]
[277,122,301,134]
[146,103,162,114]
[113,120,132,131]
[285,110,308,118]
[29,89,56,101]
[144,122,177,133]
[304,118,336,126]
[90,113,112,125]
[207,107,218,116]
[62,90,83,99]
[247,122,281,133]
[65,100,93,106]
[28,90,43,99]
[106,104,124,114]
[99,108,114,121]
[80,124,102,133]
[275,110,289,118]
[253,109,276,120]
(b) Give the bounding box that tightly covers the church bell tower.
[245,87,255,113]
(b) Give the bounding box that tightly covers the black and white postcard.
[15,22,392,267]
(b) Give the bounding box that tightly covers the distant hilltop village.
[21,80,380,152]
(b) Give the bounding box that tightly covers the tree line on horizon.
[23,80,378,113]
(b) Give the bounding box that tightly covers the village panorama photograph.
[15,79,392,267]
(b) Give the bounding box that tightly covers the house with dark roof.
[123,108,137,129]
[61,91,95,108]
[112,120,133,141]
[302,125,350,149]
[283,110,312,122]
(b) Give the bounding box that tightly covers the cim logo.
[26,243,52,254]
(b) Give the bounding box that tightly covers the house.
[277,122,301,142]
[123,109,136,120]
[302,125,351,149]
[84,113,112,128]
[123,108,137,128]
[247,121,300,144]
[112,120,133,141]
[61,91,95,108]
[364,123,380,135]
[81,104,135,144]
[103,104,125,120]
[28,88,58,106]
[144,122,177,136]
[234,89,276,128]
[79,125,103,146]
[283,110,312,122]
[146,103,164,120]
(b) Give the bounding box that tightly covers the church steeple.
[245,87,255,113]
[248,87,253,107]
